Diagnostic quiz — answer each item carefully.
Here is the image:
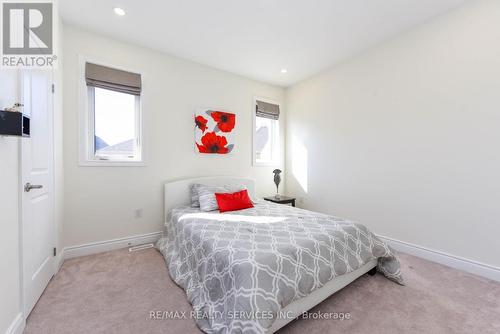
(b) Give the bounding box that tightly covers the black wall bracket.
[0,110,30,137]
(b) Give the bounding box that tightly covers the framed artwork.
[194,108,235,154]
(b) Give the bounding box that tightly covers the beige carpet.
[24,248,500,334]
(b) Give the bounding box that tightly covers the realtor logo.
[1,1,57,68]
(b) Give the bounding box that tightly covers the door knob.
[24,183,43,192]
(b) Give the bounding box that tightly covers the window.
[81,62,143,165]
[253,98,280,166]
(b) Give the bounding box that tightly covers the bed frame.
[164,176,377,333]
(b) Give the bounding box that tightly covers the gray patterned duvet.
[156,201,403,333]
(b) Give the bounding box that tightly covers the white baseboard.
[63,231,163,260]
[59,231,500,283]
[56,250,65,272]
[379,235,500,283]
[5,313,24,334]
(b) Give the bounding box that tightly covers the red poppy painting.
[196,132,229,154]
[195,115,208,132]
[195,108,235,154]
[211,111,235,132]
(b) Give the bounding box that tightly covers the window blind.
[256,100,280,120]
[85,62,142,96]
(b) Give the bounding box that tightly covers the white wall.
[0,71,21,334]
[62,25,285,247]
[286,0,500,268]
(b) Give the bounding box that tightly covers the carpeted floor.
[24,248,500,334]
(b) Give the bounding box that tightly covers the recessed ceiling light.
[113,7,126,16]
[281,68,288,74]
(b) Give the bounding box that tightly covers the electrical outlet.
[135,209,143,219]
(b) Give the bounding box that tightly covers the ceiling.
[60,0,467,87]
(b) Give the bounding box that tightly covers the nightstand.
[263,195,296,207]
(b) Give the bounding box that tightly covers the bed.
[156,176,403,333]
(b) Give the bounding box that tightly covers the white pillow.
[190,184,227,207]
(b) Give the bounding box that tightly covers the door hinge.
[51,84,55,94]
[53,247,57,256]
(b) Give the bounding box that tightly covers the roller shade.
[256,100,280,120]
[85,62,142,96]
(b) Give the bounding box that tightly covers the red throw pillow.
[215,189,254,213]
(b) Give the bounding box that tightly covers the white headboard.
[164,176,256,221]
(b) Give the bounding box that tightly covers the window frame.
[252,97,280,167]
[78,56,145,167]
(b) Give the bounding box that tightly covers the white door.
[20,69,55,315]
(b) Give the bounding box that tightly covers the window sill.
[78,160,147,167]
[253,161,279,167]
